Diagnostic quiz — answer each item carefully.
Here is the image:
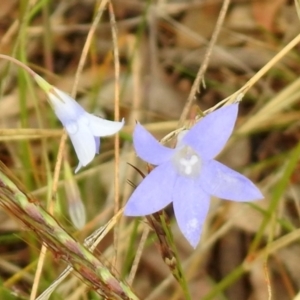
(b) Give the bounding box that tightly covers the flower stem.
[249,140,300,253]
[202,265,245,300]
[0,54,36,77]
[155,211,192,300]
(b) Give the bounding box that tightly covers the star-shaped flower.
[34,75,124,173]
[124,103,263,248]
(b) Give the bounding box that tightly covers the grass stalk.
[0,161,139,300]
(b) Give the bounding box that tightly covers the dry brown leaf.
[227,3,257,31]
[161,45,281,73]
[277,245,300,289]
[252,0,286,31]
[0,0,18,19]
[175,2,222,48]
[227,198,280,236]
[0,210,20,231]
[219,137,251,169]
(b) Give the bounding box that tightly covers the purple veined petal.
[95,137,100,154]
[200,159,264,201]
[182,103,239,160]
[173,177,210,248]
[124,162,177,216]
[65,117,96,173]
[87,114,124,137]
[133,123,174,165]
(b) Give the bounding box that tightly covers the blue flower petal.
[200,160,264,201]
[65,117,96,173]
[133,123,174,165]
[50,88,85,121]
[173,177,210,248]
[95,137,100,154]
[88,114,124,136]
[183,103,239,159]
[124,162,176,216]
[37,83,123,173]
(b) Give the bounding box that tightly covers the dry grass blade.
[37,209,125,299]
[178,0,231,127]
[0,161,139,300]
[108,1,121,268]
[295,0,300,20]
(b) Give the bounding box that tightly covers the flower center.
[172,146,201,177]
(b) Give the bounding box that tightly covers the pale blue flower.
[124,103,263,248]
[34,75,124,173]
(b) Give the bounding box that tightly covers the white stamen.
[185,166,192,175]
[190,155,198,164]
[179,158,188,166]
[172,146,201,177]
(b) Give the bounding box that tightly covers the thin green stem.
[249,140,300,253]
[159,213,192,300]
[0,54,37,77]
[202,265,245,300]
